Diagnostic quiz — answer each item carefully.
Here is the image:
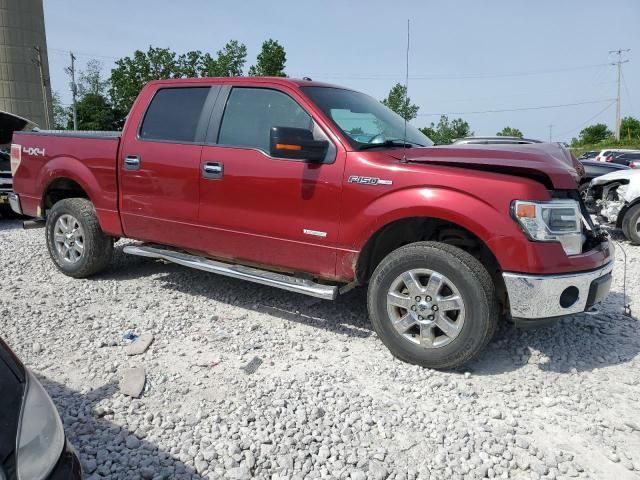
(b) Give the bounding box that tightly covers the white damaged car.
[589,169,640,244]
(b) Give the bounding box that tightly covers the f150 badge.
[347,175,393,186]
[22,146,46,156]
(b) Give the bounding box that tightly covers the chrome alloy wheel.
[386,269,466,348]
[53,214,85,264]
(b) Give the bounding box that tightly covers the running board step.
[123,244,338,300]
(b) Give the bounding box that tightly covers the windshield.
[301,86,433,149]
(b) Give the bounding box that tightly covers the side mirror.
[270,126,328,162]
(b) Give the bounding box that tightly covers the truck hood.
[388,142,583,190]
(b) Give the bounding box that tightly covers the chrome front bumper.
[503,260,614,320]
[8,192,22,215]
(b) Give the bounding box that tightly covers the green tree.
[620,116,640,140]
[51,91,68,130]
[177,41,247,78]
[577,123,612,145]
[381,83,419,121]
[177,50,205,78]
[70,93,120,131]
[420,115,473,145]
[203,40,247,77]
[110,47,182,114]
[78,59,109,97]
[248,39,287,77]
[496,126,523,138]
[110,42,249,116]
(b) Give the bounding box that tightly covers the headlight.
[512,199,584,255]
[16,371,65,480]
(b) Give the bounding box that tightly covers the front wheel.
[45,198,113,278]
[367,242,498,369]
[621,204,640,245]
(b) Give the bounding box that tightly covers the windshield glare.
[301,86,433,149]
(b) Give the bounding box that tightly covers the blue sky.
[44,0,639,142]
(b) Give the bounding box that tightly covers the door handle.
[124,155,141,171]
[203,161,223,179]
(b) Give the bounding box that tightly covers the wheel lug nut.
[428,315,434,320]
[426,296,432,301]
[432,305,438,311]
[411,305,417,311]
[418,316,424,321]
[415,296,421,302]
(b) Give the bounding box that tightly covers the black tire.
[367,241,498,370]
[45,198,113,277]
[621,204,640,245]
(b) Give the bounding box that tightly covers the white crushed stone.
[1,219,639,480]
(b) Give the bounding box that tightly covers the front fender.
[336,182,585,279]
[351,185,516,257]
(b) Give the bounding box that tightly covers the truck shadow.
[37,375,207,480]
[0,218,22,231]
[101,244,373,339]
[102,245,639,374]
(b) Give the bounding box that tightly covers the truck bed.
[11,130,122,235]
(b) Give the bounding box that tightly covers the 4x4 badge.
[347,176,393,186]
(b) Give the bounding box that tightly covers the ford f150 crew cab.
[9,77,614,369]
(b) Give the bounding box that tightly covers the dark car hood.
[0,111,37,145]
[581,160,629,170]
[388,143,582,189]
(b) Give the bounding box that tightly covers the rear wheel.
[621,204,640,245]
[45,198,113,277]
[367,242,498,369]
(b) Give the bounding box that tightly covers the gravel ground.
[1,219,640,480]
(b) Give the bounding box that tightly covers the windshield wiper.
[358,139,425,150]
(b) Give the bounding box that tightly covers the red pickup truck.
[9,77,614,369]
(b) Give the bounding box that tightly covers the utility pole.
[65,52,78,130]
[32,46,51,129]
[548,124,553,143]
[609,48,630,140]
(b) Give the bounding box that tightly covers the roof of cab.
[145,76,346,90]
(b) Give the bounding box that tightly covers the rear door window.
[140,87,210,143]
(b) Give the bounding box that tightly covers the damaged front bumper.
[503,247,614,321]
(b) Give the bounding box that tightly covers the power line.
[621,69,635,115]
[49,47,118,61]
[415,99,616,116]
[555,101,616,139]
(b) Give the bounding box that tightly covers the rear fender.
[38,156,122,236]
